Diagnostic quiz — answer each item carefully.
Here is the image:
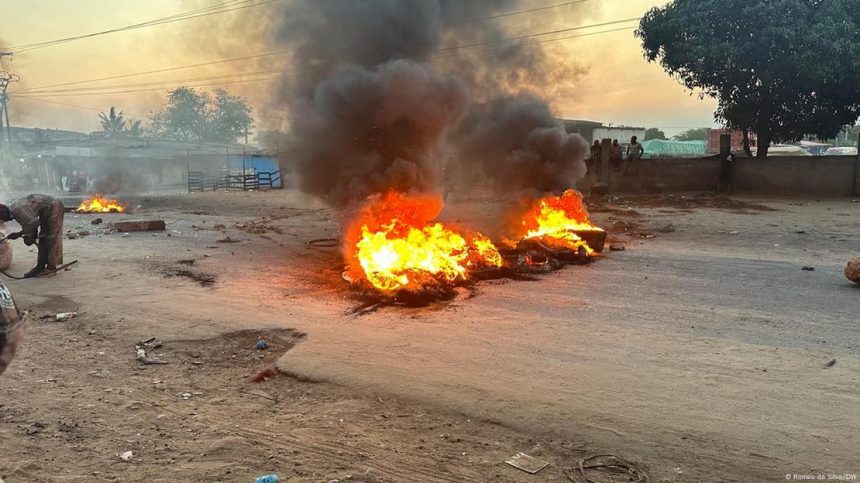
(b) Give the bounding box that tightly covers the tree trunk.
[742,129,753,157]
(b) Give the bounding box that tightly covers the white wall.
[593,128,646,143]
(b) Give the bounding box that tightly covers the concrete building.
[561,119,646,145]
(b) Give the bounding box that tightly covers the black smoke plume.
[454,94,588,193]
[269,0,588,207]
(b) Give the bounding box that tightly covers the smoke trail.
[454,94,588,193]
[288,59,469,207]
[269,0,588,207]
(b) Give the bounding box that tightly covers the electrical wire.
[12,51,288,94]
[4,0,277,54]
[435,17,641,53]
[12,96,150,118]
[432,26,635,60]
[14,21,637,97]
[14,76,280,98]
[16,69,286,96]
[446,0,590,26]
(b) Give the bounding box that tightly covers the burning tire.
[0,281,25,376]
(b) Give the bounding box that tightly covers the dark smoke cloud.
[455,94,588,193]
[269,0,588,208]
[276,0,446,100]
[289,60,468,207]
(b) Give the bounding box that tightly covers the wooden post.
[718,133,732,193]
[186,148,191,193]
[854,134,860,196]
[600,138,611,185]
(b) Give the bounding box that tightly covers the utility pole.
[0,51,16,189]
[0,51,18,144]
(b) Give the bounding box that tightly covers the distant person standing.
[626,136,644,161]
[589,140,602,176]
[718,152,735,193]
[609,139,623,170]
[625,136,644,174]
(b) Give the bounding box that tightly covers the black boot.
[23,265,47,278]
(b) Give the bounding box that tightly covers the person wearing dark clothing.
[0,280,24,376]
[0,194,65,278]
[719,152,735,193]
[609,139,623,170]
[589,140,602,176]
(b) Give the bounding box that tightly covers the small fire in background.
[344,191,502,292]
[516,190,604,255]
[76,194,126,213]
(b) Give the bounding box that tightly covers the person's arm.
[10,210,39,246]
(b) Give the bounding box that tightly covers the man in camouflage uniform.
[0,280,24,376]
[0,194,65,278]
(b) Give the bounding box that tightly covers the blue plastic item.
[255,339,268,350]
[254,474,279,483]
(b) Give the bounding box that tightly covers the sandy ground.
[0,189,858,482]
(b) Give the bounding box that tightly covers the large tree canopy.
[673,127,710,142]
[637,0,860,156]
[644,128,668,141]
[148,87,253,143]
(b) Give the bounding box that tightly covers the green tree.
[637,0,860,157]
[98,107,126,138]
[162,87,210,142]
[127,120,143,139]
[208,88,254,144]
[644,128,667,141]
[673,127,711,142]
[147,87,253,143]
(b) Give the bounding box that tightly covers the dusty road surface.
[0,189,858,482]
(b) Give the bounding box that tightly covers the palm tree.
[98,107,126,138]
[127,120,143,138]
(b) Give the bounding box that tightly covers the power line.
[13,96,150,118]
[13,76,280,98]
[15,18,638,96]
[435,17,641,53]
[432,25,635,60]
[6,0,261,52]
[16,69,286,96]
[9,15,641,100]
[12,51,288,94]
[447,0,590,26]
[4,0,278,54]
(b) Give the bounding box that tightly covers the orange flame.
[345,191,502,292]
[77,194,126,213]
[519,189,603,254]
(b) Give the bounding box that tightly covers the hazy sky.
[1,0,718,137]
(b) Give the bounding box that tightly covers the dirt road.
[1,190,857,482]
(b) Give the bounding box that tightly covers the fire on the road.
[77,194,126,213]
[345,189,603,294]
[518,189,604,255]
[345,191,502,292]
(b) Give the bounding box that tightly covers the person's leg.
[47,202,64,268]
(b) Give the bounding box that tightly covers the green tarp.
[641,139,707,158]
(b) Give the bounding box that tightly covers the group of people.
[0,193,67,377]
[588,136,645,175]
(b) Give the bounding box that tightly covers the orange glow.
[345,191,502,292]
[519,189,603,254]
[77,194,126,213]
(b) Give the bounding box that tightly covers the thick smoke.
[454,94,588,193]
[289,60,469,207]
[269,0,588,208]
